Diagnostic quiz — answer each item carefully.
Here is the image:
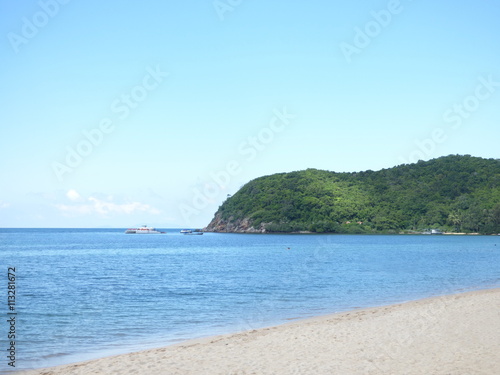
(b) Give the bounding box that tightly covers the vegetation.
[207,155,500,234]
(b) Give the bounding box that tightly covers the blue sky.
[1,0,499,228]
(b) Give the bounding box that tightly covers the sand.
[16,288,500,375]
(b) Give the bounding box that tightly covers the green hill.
[205,155,500,234]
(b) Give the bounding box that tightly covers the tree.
[447,211,463,232]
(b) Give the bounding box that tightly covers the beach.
[16,288,500,375]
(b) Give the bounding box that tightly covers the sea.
[1,228,499,373]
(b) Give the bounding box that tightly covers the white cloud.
[56,196,161,217]
[66,189,82,201]
[0,201,10,209]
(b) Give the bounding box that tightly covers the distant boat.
[125,225,164,234]
[180,229,203,235]
[422,229,443,235]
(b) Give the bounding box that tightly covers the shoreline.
[203,229,497,235]
[14,288,500,375]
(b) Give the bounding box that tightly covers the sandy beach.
[16,288,500,375]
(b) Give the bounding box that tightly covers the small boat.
[180,229,203,235]
[422,229,443,235]
[125,225,164,234]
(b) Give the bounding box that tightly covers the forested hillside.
[205,155,500,234]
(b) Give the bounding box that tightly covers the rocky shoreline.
[203,214,268,233]
[203,215,490,235]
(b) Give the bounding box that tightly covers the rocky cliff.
[204,213,268,233]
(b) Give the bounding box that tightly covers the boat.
[422,229,443,235]
[180,229,203,235]
[125,225,164,234]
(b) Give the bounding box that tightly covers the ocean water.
[0,229,499,372]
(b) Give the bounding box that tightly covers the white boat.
[422,229,443,235]
[125,225,164,234]
[180,229,203,235]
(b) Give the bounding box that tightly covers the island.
[204,155,500,234]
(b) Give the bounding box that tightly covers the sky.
[1,0,499,228]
